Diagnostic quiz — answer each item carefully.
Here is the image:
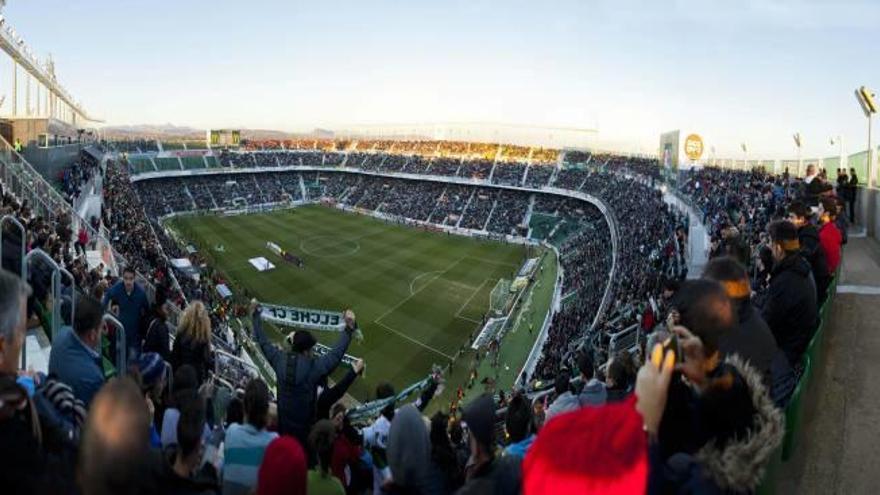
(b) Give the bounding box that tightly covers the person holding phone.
[637,279,784,494]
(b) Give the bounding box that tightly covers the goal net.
[489,278,512,316]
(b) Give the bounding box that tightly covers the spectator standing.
[702,257,779,387]
[256,436,307,495]
[76,225,90,256]
[171,301,214,385]
[77,378,158,495]
[362,377,440,493]
[252,306,357,448]
[143,300,172,363]
[546,352,607,420]
[650,280,784,493]
[316,358,365,422]
[161,365,210,449]
[134,352,170,448]
[160,394,220,495]
[308,420,346,495]
[102,267,150,361]
[329,404,366,495]
[818,197,843,275]
[385,404,444,495]
[0,270,47,495]
[429,412,464,492]
[761,220,818,368]
[456,394,521,495]
[803,164,832,205]
[223,379,278,495]
[502,393,535,459]
[49,296,106,407]
[788,200,831,303]
[604,352,636,402]
[848,168,859,221]
[523,397,648,495]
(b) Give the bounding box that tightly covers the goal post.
[489,278,512,316]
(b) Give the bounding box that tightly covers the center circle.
[300,236,360,258]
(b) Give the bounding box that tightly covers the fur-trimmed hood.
[695,354,785,492]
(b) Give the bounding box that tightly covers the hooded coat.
[797,223,830,303]
[386,405,445,495]
[761,253,818,367]
[718,301,777,390]
[652,355,785,494]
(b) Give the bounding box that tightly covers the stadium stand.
[1,132,856,494]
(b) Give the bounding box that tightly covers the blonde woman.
[170,301,214,384]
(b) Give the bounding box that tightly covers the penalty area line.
[373,320,454,360]
[455,278,490,322]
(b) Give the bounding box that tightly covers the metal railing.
[102,314,127,372]
[0,137,171,315]
[25,248,64,341]
[0,214,26,278]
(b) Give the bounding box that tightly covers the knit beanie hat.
[461,394,496,450]
[257,436,307,495]
[136,352,166,389]
[523,396,647,494]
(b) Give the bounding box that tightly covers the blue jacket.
[102,281,150,350]
[252,311,352,440]
[503,435,535,458]
[48,326,105,407]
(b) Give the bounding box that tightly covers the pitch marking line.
[374,320,454,360]
[464,255,519,269]
[410,271,443,295]
[374,256,466,323]
[299,236,361,258]
[455,278,491,323]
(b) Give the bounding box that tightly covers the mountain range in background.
[100,124,313,141]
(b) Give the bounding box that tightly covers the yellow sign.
[684,134,704,161]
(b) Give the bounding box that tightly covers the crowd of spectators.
[491,162,526,186]
[60,150,101,206]
[522,163,554,189]
[0,135,853,493]
[678,164,847,376]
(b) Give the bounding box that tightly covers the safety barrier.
[0,214,26,278]
[102,314,127,373]
[757,263,842,494]
[25,249,66,341]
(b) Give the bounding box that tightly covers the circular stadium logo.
[684,134,704,161]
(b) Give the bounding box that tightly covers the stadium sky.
[4,0,880,158]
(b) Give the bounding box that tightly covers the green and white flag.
[259,302,364,341]
[261,303,345,332]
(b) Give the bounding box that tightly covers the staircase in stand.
[482,194,500,231]
[183,185,197,210]
[456,189,477,228]
[426,186,447,223]
[523,193,536,226]
[521,163,532,187]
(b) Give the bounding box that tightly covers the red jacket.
[330,433,362,493]
[818,221,842,274]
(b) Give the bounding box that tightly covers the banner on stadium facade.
[260,303,346,332]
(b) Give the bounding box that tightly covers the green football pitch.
[167,205,535,401]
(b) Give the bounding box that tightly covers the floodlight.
[856,86,877,116]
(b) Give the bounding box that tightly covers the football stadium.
[1,1,880,494]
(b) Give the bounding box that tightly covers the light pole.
[855,86,877,188]
[793,133,802,177]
